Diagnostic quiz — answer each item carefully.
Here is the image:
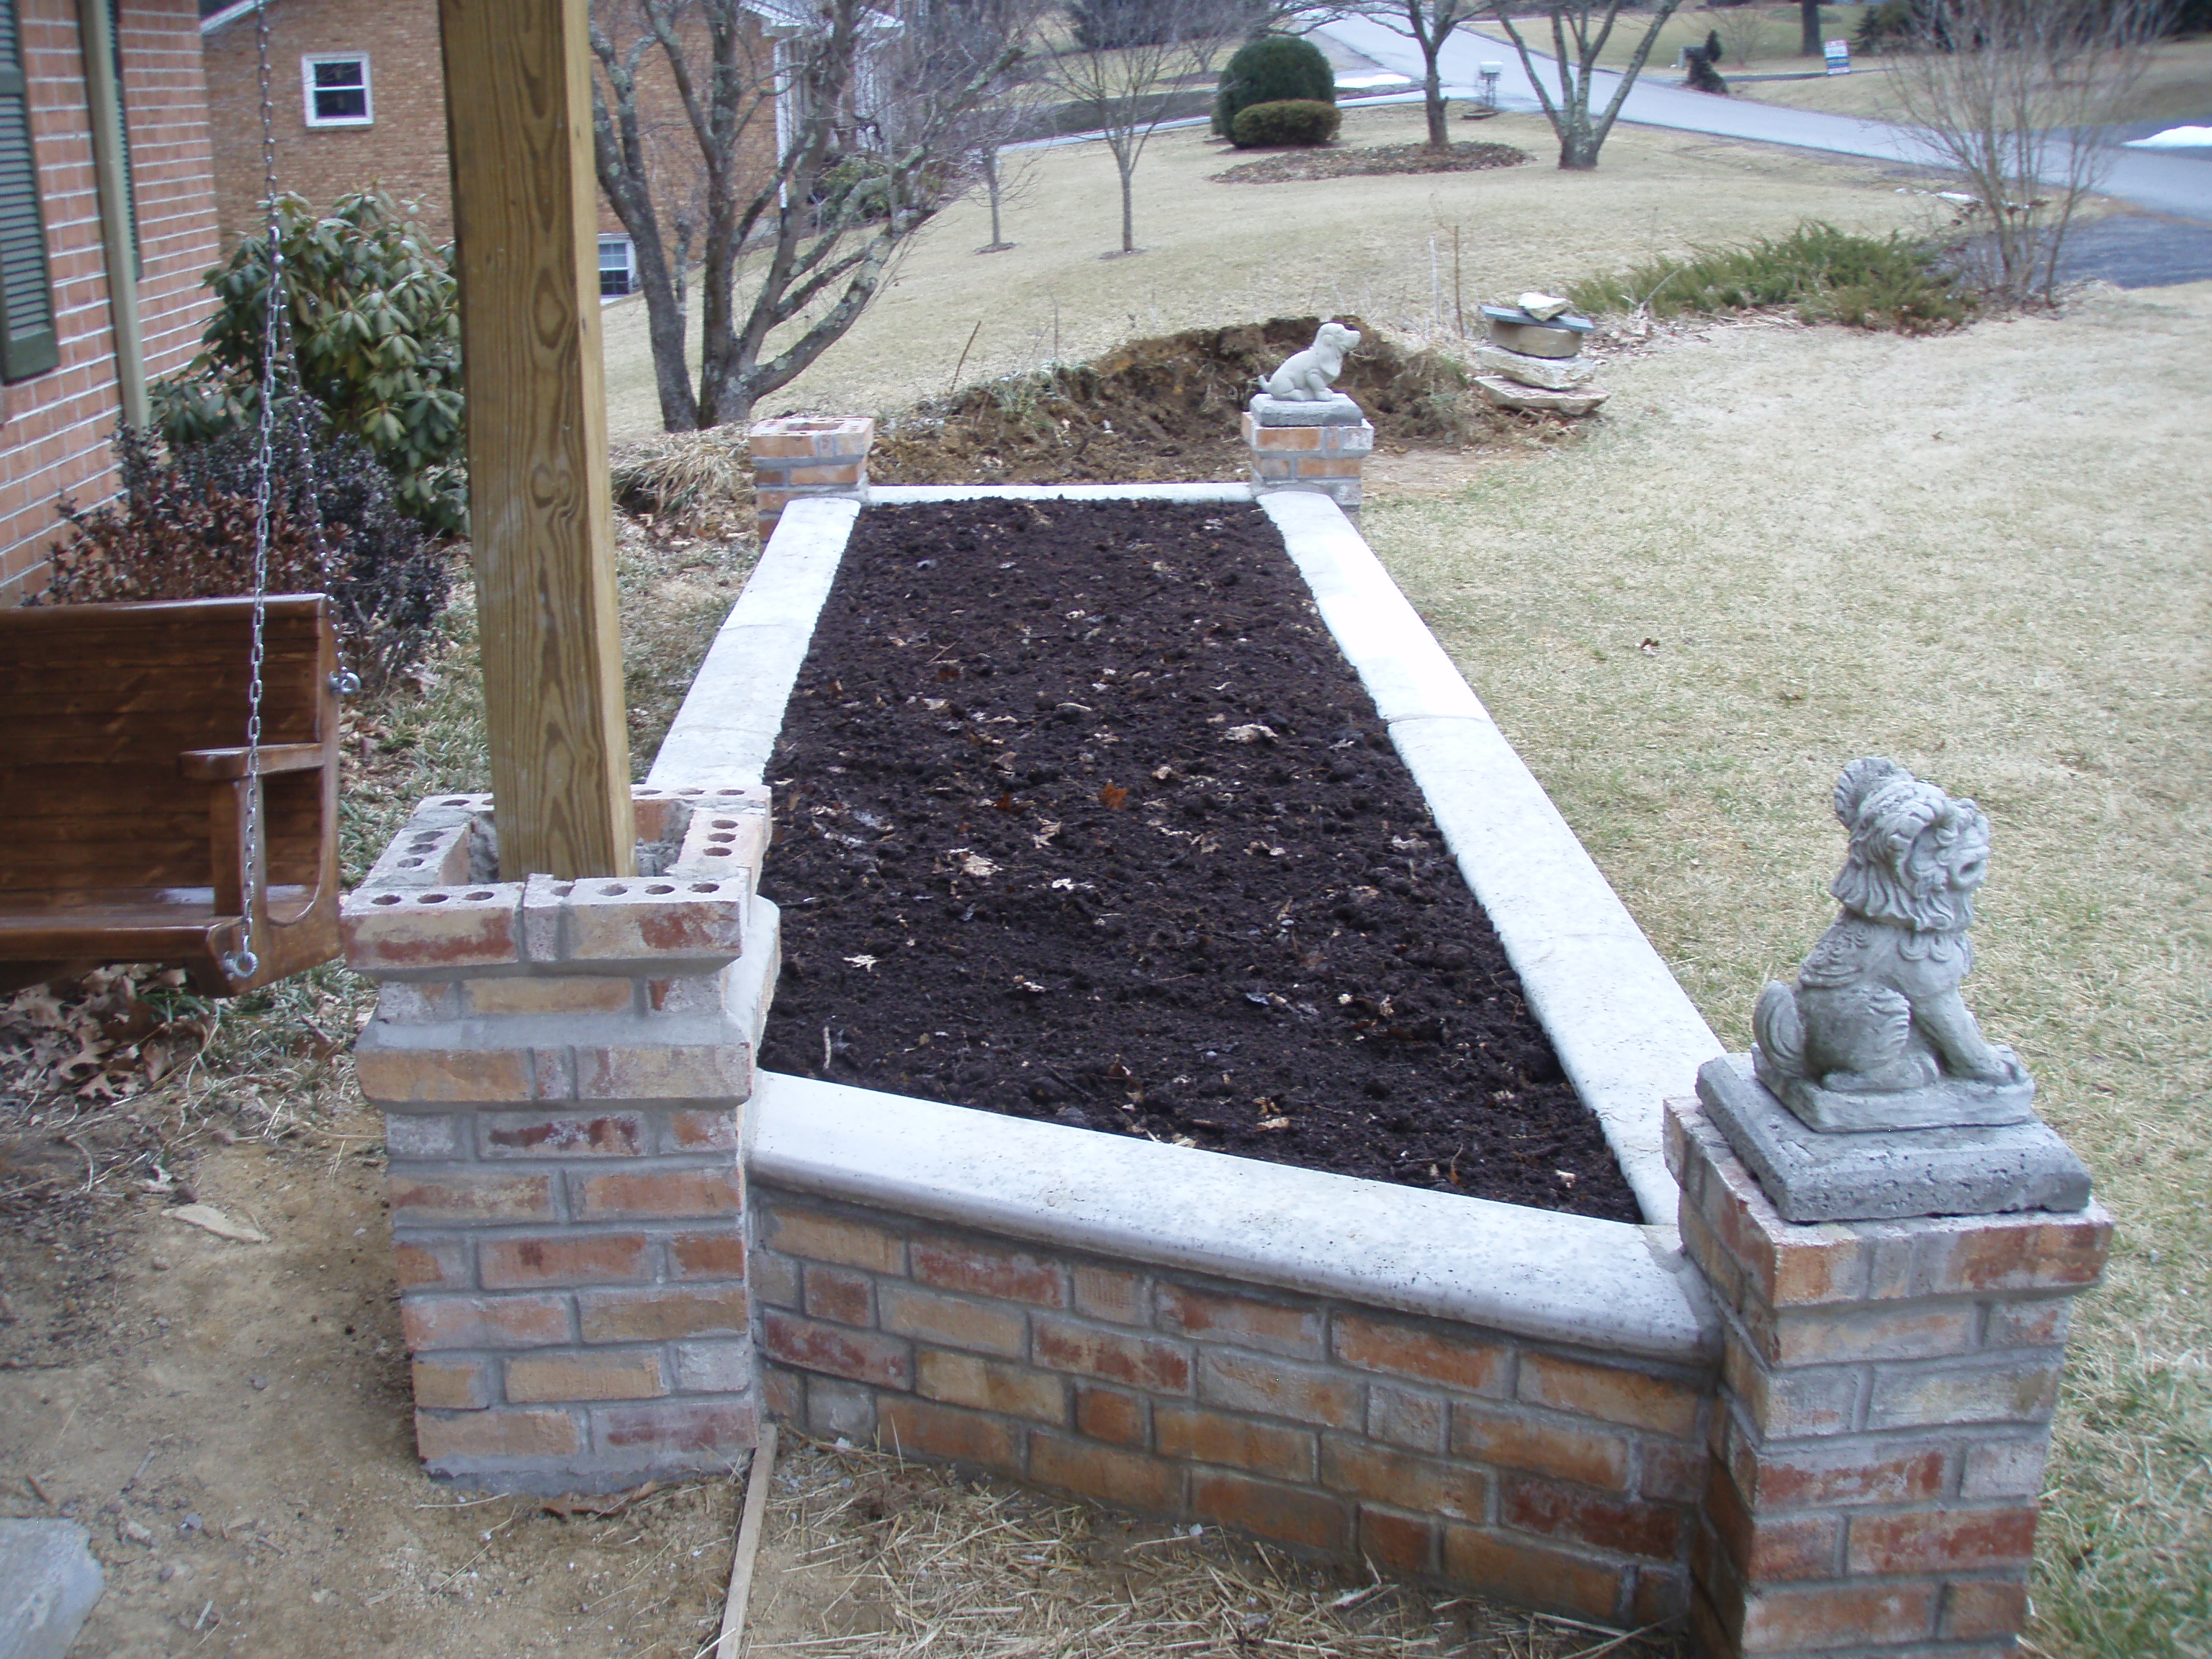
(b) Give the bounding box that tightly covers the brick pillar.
[1667,1099,2110,1659]
[341,786,781,1493]
[1242,394,1374,515]
[748,415,874,540]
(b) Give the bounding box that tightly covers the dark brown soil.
[1208,141,1532,184]
[868,317,1581,487]
[754,500,1636,1220]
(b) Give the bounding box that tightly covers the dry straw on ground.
[745,1435,1678,1659]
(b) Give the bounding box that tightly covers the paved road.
[1313,15,2212,225]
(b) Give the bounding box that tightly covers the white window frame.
[302,53,372,128]
[598,234,638,300]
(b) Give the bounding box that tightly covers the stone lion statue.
[1258,320,1359,402]
[1752,757,2033,1130]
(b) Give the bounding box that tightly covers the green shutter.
[0,0,58,382]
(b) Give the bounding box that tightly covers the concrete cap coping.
[867,483,1256,504]
[750,1071,1718,1364]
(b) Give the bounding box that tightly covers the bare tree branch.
[1488,1,1682,169]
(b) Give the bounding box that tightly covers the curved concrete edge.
[646,495,860,791]
[750,1069,1718,1364]
[868,482,1256,504]
[1256,491,1722,1228]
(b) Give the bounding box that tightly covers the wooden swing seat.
[0,595,343,997]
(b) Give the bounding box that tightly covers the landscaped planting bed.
[753,499,1637,1220]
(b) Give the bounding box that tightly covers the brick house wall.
[0,0,220,606]
[201,0,779,264]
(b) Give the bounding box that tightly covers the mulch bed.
[754,499,1635,1220]
[1208,141,1530,185]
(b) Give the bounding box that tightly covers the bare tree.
[590,0,1030,431]
[1040,0,1244,256]
[1488,1,1684,169]
[1351,0,1484,148]
[1884,0,2163,302]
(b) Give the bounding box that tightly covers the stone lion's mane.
[1827,757,1987,935]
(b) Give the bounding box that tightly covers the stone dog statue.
[1257,320,1359,402]
[1752,757,2035,1130]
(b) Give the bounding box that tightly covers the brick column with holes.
[748,416,874,539]
[1242,397,1374,514]
[1668,1099,2111,1659]
[342,786,780,1493]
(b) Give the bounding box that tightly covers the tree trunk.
[1801,0,1822,57]
[1118,156,1135,253]
[1557,125,1599,168]
[984,148,1004,245]
[1424,62,1449,148]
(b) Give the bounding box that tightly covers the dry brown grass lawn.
[601,100,1949,441]
[1362,285,2212,1659]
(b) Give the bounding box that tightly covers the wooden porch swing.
[0,594,342,997]
[0,0,357,1000]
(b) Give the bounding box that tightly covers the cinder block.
[412,1355,494,1411]
[400,1292,572,1352]
[1157,1405,1315,1483]
[1334,1311,1509,1396]
[1319,1434,1485,1521]
[881,1397,1025,1476]
[1155,1283,1320,1358]
[506,1349,669,1403]
[597,1398,759,1455]
[761,1309,912,1389]
[765,1205,907,1274]
[1196,1349,1359,1429]
[1035,1316,1193,1394]
[388,1171,557,1228]
[1192,1470,1349,1552]
[878,1282,1028,1358]
[1442,1527,1626,1624]
[479,1110,646,1158]
[574,1166,743,1220]
[911,1235,1067,1307]
[577,1285,750,1343]
[415,1406,583,1465]
[342,884,523,972]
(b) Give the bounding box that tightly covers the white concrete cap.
[647,497,859,790]
[867,483,1256,504]
[751,1071,1717,1363]
[0,1521,103,1659]
[1259,491,1489,724]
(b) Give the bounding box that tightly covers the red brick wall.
[202,0,778,251]
[0,0,220,606]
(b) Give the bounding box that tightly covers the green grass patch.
[1568,221,1974,334]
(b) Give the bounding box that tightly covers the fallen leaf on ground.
[164,1203,269,1244]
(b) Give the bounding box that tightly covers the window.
[598,235,634,299]
[0,0,56,382]
[302,53,371,127]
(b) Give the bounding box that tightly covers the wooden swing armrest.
[179,743,328,781]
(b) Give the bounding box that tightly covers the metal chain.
[224,0,284,985]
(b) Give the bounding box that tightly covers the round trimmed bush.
[1213,35,1334,137]
[1230,99,1340,150]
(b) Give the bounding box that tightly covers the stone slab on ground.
[0,1521,102,1659]
[1470,344,1599,390]
[1696,1053,2093,1223]
[1475,375,1609,415]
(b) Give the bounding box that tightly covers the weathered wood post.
[441,0,632,880]
[336,0,775,1494]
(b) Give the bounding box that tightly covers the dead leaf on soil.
[1098,783,1129,810]
[164,1202,269,1244]
[1225,723,1277,744]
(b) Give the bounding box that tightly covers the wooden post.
[439,0,634,878]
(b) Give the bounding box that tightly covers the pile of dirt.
[1209,140,1531,184]
[869,316,1574,485]
[754,498,1637,1220]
